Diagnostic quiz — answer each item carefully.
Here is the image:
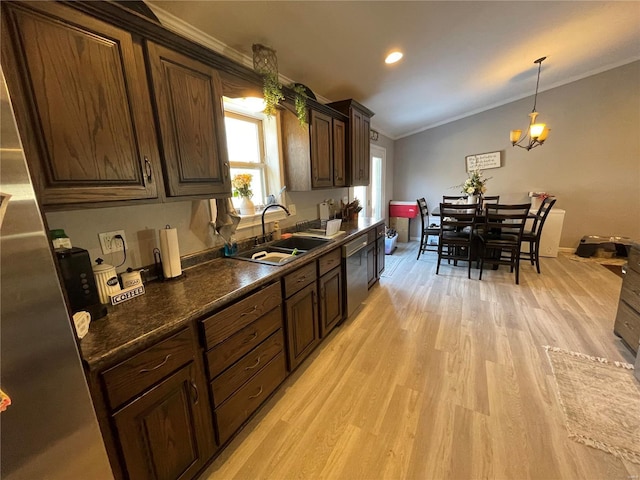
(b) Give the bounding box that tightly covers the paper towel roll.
[159,226,182,278]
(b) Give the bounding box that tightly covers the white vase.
[467,194,479,205]
[239,196,255,215]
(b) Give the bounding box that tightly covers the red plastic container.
[389,201,418,218]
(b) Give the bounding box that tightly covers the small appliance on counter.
[55,247,106,320]
[92,258,121,304]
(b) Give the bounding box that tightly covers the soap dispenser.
[273,221,281,240]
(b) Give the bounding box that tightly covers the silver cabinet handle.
[244,356,261,371]
[139,354,171,374]
[190,381,199,404]
[240,305,258,317]
[248,386,263,399]
[144,156,152,181]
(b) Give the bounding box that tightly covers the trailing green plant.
[262,72,284,118]
[290,83,308,126]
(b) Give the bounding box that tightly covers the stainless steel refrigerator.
[0,69,113,478]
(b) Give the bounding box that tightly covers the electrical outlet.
[98,230,127,254]
[288,204,296,215]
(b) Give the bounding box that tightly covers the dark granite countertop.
[80,218,384,371]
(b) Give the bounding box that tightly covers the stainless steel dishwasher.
[343,234,369,318]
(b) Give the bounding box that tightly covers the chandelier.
[510,57,550,150]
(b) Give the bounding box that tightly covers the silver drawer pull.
[245,356,261,371]
[139,354,171,374]
[248,386,263,399]
[245,332,258,343]
[240,305,258,317]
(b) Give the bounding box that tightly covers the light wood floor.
[202,242,639,480]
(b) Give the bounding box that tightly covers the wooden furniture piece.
[366,225,385,288]
[283,262,320,370]
[417,198,440,259]
[281,106,347,191]
[318,247,344,338]
[101,327,215,480]
[1,1,161,207]
[376,224,386,279]
[477,203,531,285]
[327,99,374,186]
[614,244,640,355]
[436,203,477,279]
[520,197,557,273]
[146,42,231,197]
[201,282,286,445]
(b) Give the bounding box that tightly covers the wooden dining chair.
[436,203,477,279]
[417,198,440,259]
[477,203,531,284]
[480,195,500,210]
[520,197,557,273]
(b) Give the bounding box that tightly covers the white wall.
[393,61,640,248]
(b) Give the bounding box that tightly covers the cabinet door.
[376,235,385,278]
[146,42,231,197]
[310,110,333,188]
[319,266,343,338]
[367,243,376,289]
[351,108,365,186]
[333,118,346,187]
[1,2,159,205]
[285,282,320,371]
[113,362,215,480]
[361,115,371,185]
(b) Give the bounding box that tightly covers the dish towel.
[212,198,240,245]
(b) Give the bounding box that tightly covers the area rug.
[381,254,404,278]
[565,252,627,266]
[544,346,640,464]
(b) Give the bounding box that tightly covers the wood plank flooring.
[202,242,639,479]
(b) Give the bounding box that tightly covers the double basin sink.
[231,237,331,266]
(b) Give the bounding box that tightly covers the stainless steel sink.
[270,237,330,251]
[230,237,331,266]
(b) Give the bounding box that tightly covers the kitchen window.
[223,101,284,212]
[221,99,287,228]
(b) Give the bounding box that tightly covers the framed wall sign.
[465,151,502,172]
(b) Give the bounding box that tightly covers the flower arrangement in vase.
[460,169,490,204]
[232,173,255,215]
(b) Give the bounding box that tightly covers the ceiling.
[147,1,640,139]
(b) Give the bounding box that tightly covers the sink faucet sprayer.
[261,203,291,241]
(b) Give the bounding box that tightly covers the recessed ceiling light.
[385,51,403,64]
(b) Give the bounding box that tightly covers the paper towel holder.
[157,225,185,281]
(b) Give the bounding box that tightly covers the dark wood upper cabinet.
[282,107,348,191]
[310,109,333,188]
[327,99,374,187]
[146,42,231,198]
[0,1,160,206]
[332,118,346,187]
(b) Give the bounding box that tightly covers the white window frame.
[211,100,289,234]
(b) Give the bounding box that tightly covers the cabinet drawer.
[614,301,640,354]
[620,270,640,313]
[283,262,316,298]
[376,224,385,237]
[206,306,282,379]
[214,351,287,444]
[211,329,284,407]
[367,229,376,244]
[318,248,342,276]
[627,247,640,275]
[102,328,194,409]
[201,282,281,349]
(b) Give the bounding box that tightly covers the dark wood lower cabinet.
[285,282,320,370]
[376,234,385,278]
[113,362,215,480]
[367,242,376,289]
[214,351,287,444]
[319,266,343,338]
